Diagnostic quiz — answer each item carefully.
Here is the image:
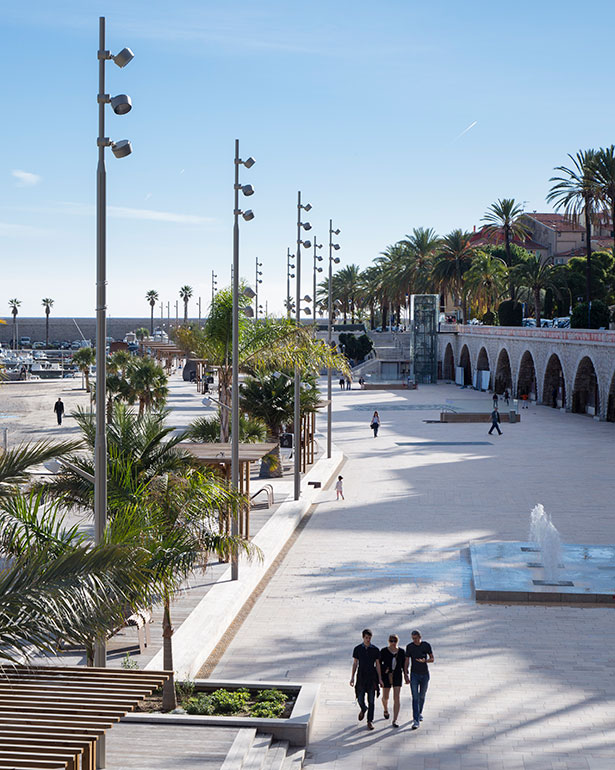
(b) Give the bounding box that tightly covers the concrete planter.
[123,679,320,746]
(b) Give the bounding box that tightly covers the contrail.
[454,120,478,140]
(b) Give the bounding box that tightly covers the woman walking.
[335,475,344,500]
[380,634,406,728]
[370,410,380,437]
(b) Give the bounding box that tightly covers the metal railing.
[250,484,274,508]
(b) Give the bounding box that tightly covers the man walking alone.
[405,630,434,729]
[53,397,65,426]
[488,406,502,435]
[350,629,383,731]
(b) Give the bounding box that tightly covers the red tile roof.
[523,212,584,232]
[469,227,548,252]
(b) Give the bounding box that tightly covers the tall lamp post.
[211,271,218,307]
[255,258,263,320]
[95,18,133,768]
[312,238,323,320]
[294,193,312,500]
[232,139,255,580]
[327,221,341,459]
[286,248,295,319]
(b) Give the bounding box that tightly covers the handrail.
[250,484,274,508]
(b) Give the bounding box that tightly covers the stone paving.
[211,383,615,770]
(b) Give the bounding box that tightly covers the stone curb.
[145,440,343,680]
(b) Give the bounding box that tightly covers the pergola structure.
[143,341,186,373]
[180,442,278,539]
[0,665,169,770]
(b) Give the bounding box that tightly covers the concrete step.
[281,748,306,770]
[220,728,257,770]
[262,740,290,770]
[242,734,273,770]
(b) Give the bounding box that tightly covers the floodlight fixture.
[302,222,312,231]
[303,203,312,212]
[111,139,132,158]
[243,287,256,299]
[110,94,132,115]
[316,266,323,273]
[243,156,256,168]
[302,239,311,248]
[241,184,255,196]
[333,256,340,264]
[242,209,255,221]
[332,243,341,250]
[332,228,341,235]
[113,47,134,68]
[243,306,254,317]
[303,294,312,302]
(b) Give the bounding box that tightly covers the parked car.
[50,340,61,349]
[540,319,554,328]
[522,318,536,327]
[32,341,46,349]
[555,317,570,328]
[60,340,71,350]
[19,336,32,348]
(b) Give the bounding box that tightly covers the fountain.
[469,504,615,604]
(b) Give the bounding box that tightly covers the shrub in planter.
[208,688,250,715]
[497,300,522,326]
[185,694,214,715]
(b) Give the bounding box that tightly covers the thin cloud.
[0,221,48,237]
[11,169,42,187]
[108,205,213,225]
[453,121,478,141]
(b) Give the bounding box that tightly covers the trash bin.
[509,410,517,424]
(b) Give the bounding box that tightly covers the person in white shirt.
[335,475,344,500]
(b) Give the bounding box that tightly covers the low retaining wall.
[440,412,520,423]
[146,440,344,680]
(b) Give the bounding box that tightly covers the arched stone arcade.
[494,348,513,395]
[443,343,454,381]
[459,344,472,386]
[572,356,600,417]
[542,353,566,409]
[517,351,537,401]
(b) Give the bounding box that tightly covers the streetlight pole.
[294,193,312,500]
[175,300,178,327]
[313,238,323,320]
[327,220,341,459]
[255,258,263,320]
[286,248,295,319]
[198,296,201,323]
[211,271,218,307]
[96,16,133,767]
[231,140,255,580]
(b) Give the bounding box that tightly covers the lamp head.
[332,243,340,250]
[243,306,254,317]
[332,228,341,235]
[110,94,132,115]
[113,47,134,68]
[303,294,312,302]
[241,184,255,196]
[316,267,323,273]
[242,210,255,221]
[316,255,323,261]
[333,256,340,264]
[242,287,256,299]
[302,239,311,248]
[111,139,132,158]
[243,156,256,169]
[302,222,312,231]
[303,203,312,212]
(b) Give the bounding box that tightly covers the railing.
[457,326,615,344]
[250,484,274,508]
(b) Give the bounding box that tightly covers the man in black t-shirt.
[350,629,383,730]
[404,629,434,729]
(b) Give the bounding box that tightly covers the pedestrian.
[492,393,499,409]
[370,410,380,438]
[339,376,345,391]
[346,376,352,391]
[488,406,502,435]
[552,386,558,408]
[359,377,365,390]
[503,389,510,406]
[350,629,383,731]
[404,629,434,729]
[53,397,65,426]
[521,392,529,409]
[380,634,406,728]
[335,475,344,501]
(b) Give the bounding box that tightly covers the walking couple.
[350,628,434,731]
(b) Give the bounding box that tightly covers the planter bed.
[123,678,320,746]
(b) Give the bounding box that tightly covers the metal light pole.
[286,248,295,319]
[231,140,255,580]
[294,193,312,500]
[198,296,201,323]
[255,258,263,320]
[327,220,341,459]
[166,301,170,327]
[96,17,133,767]
[175,300,179,327]
[160,301,163,327]
[313,238,323,320]
[212,270,218,307]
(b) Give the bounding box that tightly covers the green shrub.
[176,679,195,702]
[570,299,610,329]
[184,694,214,715]
[254,689,287,705]
[497,300,522,326]
[482,310,495,326]
[208,688,250,715]
[250,701,285,718]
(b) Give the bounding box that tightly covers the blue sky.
[2,0,615,318]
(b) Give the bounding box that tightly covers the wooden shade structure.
[0,665,169,770]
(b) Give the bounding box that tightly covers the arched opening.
[607,371,615,422]
[458,345,471,386]
[517,351,537,401]
[494,348,512,395]
[475,347,490,391]
[443,343,454,380]
[543,353,566,409]
[572,356,600,416]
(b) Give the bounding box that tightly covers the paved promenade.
[211,383,615,770]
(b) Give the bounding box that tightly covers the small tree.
[145,290,159,334]
[179,286,193,324]
[42,298,54,347]
[571,300,610,329]
[72,347,95,392]
[8,298,20,349]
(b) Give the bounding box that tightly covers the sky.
[2,0,615,319]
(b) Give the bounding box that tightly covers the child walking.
[335,476,344,500]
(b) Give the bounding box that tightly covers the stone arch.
[572,356,600,416]
[542,353,566,409]
[607,370,615,422]
[517,350,537,401]
[443,343,454,380]
[494,348,513,395]
[459,344,472,386]
[476,346,490,371]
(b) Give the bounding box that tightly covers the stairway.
[221,729,305,770]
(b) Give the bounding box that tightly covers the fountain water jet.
[529,504,563,582]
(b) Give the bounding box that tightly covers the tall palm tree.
[375,245,409,327]
[547,150,600,304]
[41,298,54,347]
[0,439,81,498]
[334,265,362,323]
[464,252,508,318]
[401,227,440,293]
[8,298,20,349]
[432,230,475,322]
[72,346,95,392]
[179,285,193,324]
[481,198,530,302]
[593,145,615,256]
[129,357,168,415]
[145,290,159,334]
[512,254,561,328]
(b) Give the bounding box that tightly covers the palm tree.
[179,285,193,324]
[8,298,20,349]
[0,439,81,498]
[375,245,410,327]
[174,287,348,442]
[135,327,149,355]
[72,346,95,392]
[129,357,168,415]
[593,145,615,256]
[41,298,54,347]
[401,227,440,293]
[547,150,600,304]
[512,254,561,329]
[146,290,159,334]
[464,252,508,318]
[334,265,362,323]
[481,198,530,302]
[187,413,267,444]
[432,230,475,322]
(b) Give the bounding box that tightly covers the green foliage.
[338,333,373,362]
[482,310,495,325]
[181,687,287,718]
[184,694,215,715]
[175,680,195,701]
[497,299,523,326]
[570,299,610,329]
[186,413,267,443]
[121,653,139,669]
